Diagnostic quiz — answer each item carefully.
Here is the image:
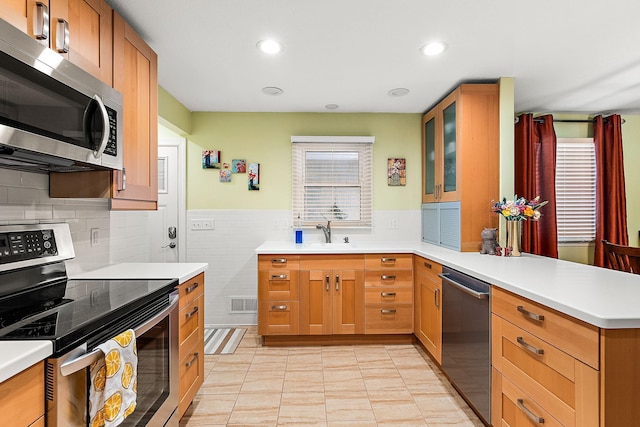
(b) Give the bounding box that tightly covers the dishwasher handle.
[438,273,489,300]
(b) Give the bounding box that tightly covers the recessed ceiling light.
[262,86,283,96]
[420,41,447,56]
[257,39,282,54]
[388,88,410,97]
[325,104,339,110]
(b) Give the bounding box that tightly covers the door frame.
[158,137,187,262]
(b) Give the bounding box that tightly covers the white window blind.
[555,137,596,243]
[292,136,374,228]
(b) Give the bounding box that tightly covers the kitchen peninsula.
[256,240,640,426]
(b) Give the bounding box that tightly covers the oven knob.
[44,241,52,249]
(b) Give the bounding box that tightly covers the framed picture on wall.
[232,159,246,173]
[388,158,406,186]
[202,150,221,169]
[248,163,260,190]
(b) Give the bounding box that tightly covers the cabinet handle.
[517,337,544,355]
[336,274,340,291]
[381,292,396,297]
[271,305,288,310]
[117,168,127,191]
[325,275,330,292]
[381,309,397,314]
[271,274,288,280]
[185,352,199,368]
[186,282,199,293]
[271,258,287,264]
[381,258,396,263]
[424,261,432,269]
[517,398,545,424]
[435,288,440,308]
[185,306,199,319]
[55,19,69,53]
[381,275,396,280]
[34,2,49,40]
[517,305,545,322]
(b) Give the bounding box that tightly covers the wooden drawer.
[492,315,599,427]
[365,253,413,270]
[300,254,364,270]
[365,304,413,334]
[493,368,564,427]
[258,301,299,335]
[0,361,44,427]
[178,272,204,309]
[258,254,300,270]
[365,287,412,304]
[258,269,299,301]
[178,337,205,418]
[365,269,413,287]
[492,287,599,369]
[415,257,442,279]
[179,295,203,346]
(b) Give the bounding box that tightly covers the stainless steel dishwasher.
[439,266,491,426]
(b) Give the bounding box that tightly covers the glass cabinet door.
[442,102,457,195]
[423,116,436,202]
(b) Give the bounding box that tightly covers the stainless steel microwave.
[0,18,123,173]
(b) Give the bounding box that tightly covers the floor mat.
[203,328,246,354]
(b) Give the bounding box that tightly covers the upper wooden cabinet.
[50,11,158,210]
[421,83,500,251]
[0,0,113,85]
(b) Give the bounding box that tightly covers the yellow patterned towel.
[89,329,137,427]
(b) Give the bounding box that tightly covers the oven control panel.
[0,229,58,264]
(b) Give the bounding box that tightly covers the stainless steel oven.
[0,223,179,426]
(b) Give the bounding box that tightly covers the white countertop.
[0,341,51,383]
[256,241,640,329]
[70,262,208,283]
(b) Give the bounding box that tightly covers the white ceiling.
[105,0,640,114]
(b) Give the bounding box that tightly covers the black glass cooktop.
[0,277,177,355]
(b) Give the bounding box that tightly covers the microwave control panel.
[103,106,118,157]
[0,229,58,264]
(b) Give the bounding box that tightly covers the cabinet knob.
[34,2,50,40]
[271,258,287,264]
[271,305,288,311]
[186,282,199,293]
[381,257,396,263]
[517,305,545,322]
[271,274,288,280]
[381,275,396,281]
[381,309,397,314]
[381,292,396,297]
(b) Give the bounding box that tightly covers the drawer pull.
[381,275,396,280]
[326,275,330,292]
[272,305,288,311]
[185,352,199,368]
[435,288,440,308]
[517,398,545,424]
[517,305,545,322]
[517,337,545,355]
[271,274,288,280]
[381,292,396,297]
[186,282,199,293]
[186,306,199,319]
[336,274,340,291]
[381,257,396,263]
[271,258,287,264]
[381,309,397,314]
[424,261,432,269]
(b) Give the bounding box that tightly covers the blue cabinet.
[421,202,461,251]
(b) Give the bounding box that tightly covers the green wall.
[186,113,422,210]
[158,86,192,135]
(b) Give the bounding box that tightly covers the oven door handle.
[59,291,179,377]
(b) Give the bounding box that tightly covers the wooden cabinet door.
[332,269,364,334]
[0,0,29,33]
[414,257,442,363]
[299,269,332,335]
[422,109,439,203]
[438,91,459,202]
[112,11,158,209]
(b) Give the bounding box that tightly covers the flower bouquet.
[491,196,548,256]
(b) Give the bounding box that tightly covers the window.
[555,138,596,243]
[292,136,374,228]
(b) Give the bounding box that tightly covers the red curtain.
[593,114,628,267]
[514,114,558,258]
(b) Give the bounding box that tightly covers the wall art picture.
[232,159,246,173]
[248,163,260,191]
[202,150,221,169]
[219,169,231,182]
[388,158,406,186]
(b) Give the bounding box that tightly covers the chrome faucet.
[316,220,331,243]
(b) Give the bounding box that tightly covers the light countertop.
[0,341,52,383]
[256,241,640,329]
[70,262,208,283]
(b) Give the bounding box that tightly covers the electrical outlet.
[389,219,399,230]
[90,228,100,246]
[190,219,214,230]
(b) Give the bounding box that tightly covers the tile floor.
[179,326,484,426]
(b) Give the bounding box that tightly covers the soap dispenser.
[295,214,303,244]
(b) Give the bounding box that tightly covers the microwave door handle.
[59,292,179,377]
[89,95,110,159]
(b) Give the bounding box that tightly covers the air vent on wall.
[229,297,257,313]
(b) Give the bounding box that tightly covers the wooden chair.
[602,240,640,274]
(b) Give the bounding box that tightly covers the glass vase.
[505,220,522,257]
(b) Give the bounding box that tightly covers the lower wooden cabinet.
[177,273,205,419]
[0,361,45,427]
[413,255,442,363]
[257,255,300,336]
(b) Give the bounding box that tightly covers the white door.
[150,144,180,262]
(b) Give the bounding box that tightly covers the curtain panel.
[514,114,559,258]
[594,114,628,267]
